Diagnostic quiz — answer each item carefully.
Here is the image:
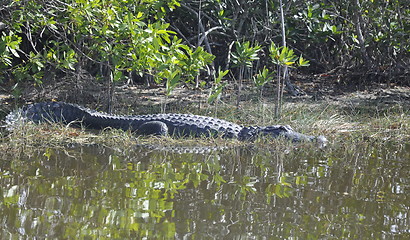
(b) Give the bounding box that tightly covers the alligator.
[6,101,327,145]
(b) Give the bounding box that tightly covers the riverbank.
[0,87,409,157]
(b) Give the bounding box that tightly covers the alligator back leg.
[136,121,169,136]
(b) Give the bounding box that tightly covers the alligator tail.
[6,102,88,129]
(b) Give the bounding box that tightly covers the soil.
[292,73,410,106]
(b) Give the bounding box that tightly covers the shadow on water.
[0,141,409,239]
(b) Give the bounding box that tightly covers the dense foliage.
[0,0,409,99]
[168,0,409,79]
[0,0,213,94]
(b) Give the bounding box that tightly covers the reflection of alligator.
[136,144,230,154]
[6,101,327,145]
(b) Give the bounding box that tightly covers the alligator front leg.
[136,121,169,136]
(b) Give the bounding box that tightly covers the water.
[0,142,409,239]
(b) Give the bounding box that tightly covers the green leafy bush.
[0,0,213,94]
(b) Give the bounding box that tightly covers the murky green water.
[1,142,409,239]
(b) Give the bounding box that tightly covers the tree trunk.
[352,0,371,67]
[275,0,287,119]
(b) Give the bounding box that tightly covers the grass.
[0,98,409,157]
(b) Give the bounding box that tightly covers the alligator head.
[239,125,327,147]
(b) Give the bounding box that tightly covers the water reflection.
[0,142,409,238]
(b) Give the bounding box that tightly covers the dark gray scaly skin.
[6,102,327,145]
